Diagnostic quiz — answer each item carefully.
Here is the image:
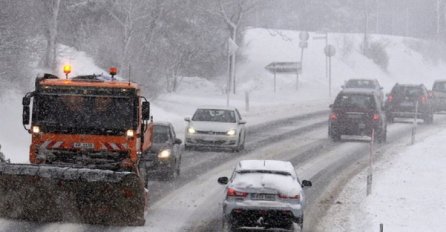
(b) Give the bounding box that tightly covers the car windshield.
[153,125,170,143]
[192,109,236,123]
[393,86,423,97]
[345,80,376,89]
[334,94,376,109]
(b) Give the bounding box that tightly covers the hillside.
[1,28,446,162]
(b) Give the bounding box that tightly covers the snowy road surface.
[1,111,445,232]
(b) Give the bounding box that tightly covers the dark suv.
[431,80,446,112]
[342,79,384,103]
[329,89,387,142]
[384,84,433,123]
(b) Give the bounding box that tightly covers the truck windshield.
[34,94,136,134]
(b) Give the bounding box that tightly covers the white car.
[218,160,312,231]
[184,106,246,152]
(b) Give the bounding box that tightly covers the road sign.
[299,31,310,41]
[265,62,302,74]
[324,44,336,57]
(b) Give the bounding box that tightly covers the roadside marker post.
[367,129,374,196]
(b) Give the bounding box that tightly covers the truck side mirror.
[23,105,30,125]
[22,96,31,106]
[142,101,150,120]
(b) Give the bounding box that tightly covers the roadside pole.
[367,129,374,196]
[411,101,418,145]
[298,31,309,91]
[245,91,249,112]
[324,45,336,97]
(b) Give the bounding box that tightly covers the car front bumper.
[185,133,239,148]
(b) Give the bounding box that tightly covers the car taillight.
[227,188,248,197]
[419,95,427,104]
[387,95,393,103]
[372,113,380,121]
[329,112,337,121]
[278,193,300,201]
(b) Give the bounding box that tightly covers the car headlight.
[158,149,172,159]
[188,127,196,134]
[227,129,236,136]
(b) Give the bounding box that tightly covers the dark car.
[139,122,182,185]
[329,89,387,142]
[431,80,446,112]
[342,79,384,103]
[384,84,433,123]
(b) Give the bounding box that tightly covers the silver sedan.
[218,160,312,231]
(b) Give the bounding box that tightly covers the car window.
[345,80,376,89]
[235,109,242,120]
[433,82,446,92]
[236,169,292,176]
[153,125,171,143]
[192,109,236,123]
[334,94,376,109]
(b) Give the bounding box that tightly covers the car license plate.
[252,193,275,201]
[400,101,414,107]
[73,143,94,149]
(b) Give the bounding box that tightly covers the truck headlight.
[158,149,171,159]
[227,129,236,136]
[126,129,135,137]
[32,126,40,134]
[188,127,196,134]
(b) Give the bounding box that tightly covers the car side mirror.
[22,96,31,106]
[218,176,228,185]
[184,117,191,122]
[142,101,150,120]
[175,138,182,144]
[239,120,247,125]
[301,180,312,188]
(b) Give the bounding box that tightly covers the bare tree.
[42,0,62,72]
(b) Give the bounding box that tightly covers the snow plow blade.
[0,163,146,226]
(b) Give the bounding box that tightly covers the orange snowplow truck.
[0,67,153,226]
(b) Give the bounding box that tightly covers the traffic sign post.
[298,31,309,90]
[324,44,336,97]
[265,62,302,94]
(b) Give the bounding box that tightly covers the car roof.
[153,121,172,127]
[236,160,296,177]
[394,83,424,87]
[346,78,377,82]
[339,88,377,95]
[196,105,238,111]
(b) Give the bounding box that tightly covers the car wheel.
[222,218,235,232]
[376,128,386,144]
[424,114,434,124]
[387,115,394,123]
[164,160,177,181]
[330,132,341,142]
